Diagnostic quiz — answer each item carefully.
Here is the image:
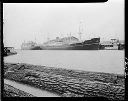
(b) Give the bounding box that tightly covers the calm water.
[4,50,125,74]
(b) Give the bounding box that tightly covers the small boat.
[99,39,124,50]
[4,47,17,56]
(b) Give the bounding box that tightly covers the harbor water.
[4,50,125,74]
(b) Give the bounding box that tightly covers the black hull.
[40,38,100,50]
[40,43,100,50]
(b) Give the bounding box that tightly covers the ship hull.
[40,43,99,50]
[40,38,100,50]
[21,38,100,50]
[21,46,42,50]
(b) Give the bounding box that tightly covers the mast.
[78,21,83,41]
[60,33,63,38]
[70,32,71,37]
[47,33,50,41]
[34,34,36,43]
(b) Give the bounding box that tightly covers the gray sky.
[3,0,124,49]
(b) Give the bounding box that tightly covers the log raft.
[4,63,125,100]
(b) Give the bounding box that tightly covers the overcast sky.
[3,0,124,49]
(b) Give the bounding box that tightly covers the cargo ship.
[21,36,100,50]
[40,21,100,50]
[40,36,100,50]
[21,22,100,50]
